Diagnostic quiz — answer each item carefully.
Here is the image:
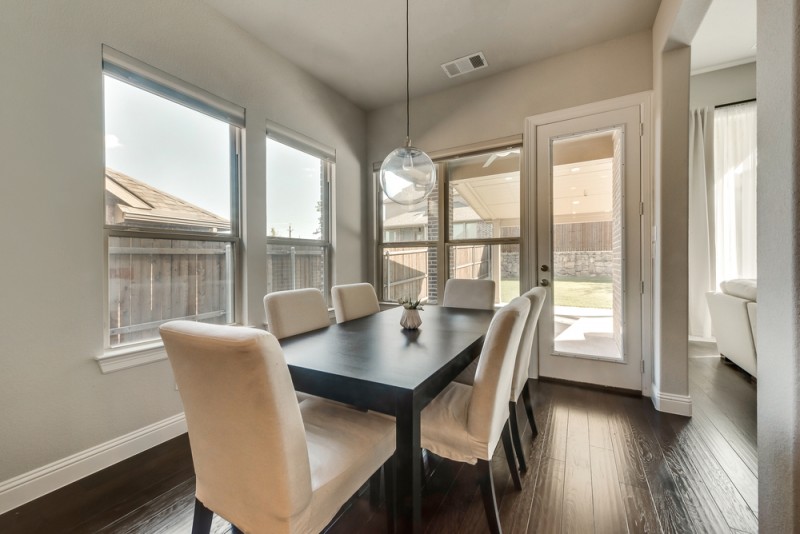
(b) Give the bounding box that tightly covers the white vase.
[400,308,422,330]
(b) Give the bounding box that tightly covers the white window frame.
[375,137,523,305]
[97,46,244,373]
[266,122,334,302]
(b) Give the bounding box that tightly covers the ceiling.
[203,0,756,110]
[691,0,757,73]
[203,0,661,110]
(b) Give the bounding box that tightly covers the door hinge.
[641,360,645,374]
[640,123,644,137]
[641,280,645,294]
[640,202,644,216]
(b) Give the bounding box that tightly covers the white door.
[535,106,643,391]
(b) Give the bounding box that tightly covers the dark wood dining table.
[280,304,495,533]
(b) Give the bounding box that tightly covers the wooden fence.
[266,246,325,294]
[108,237,232,347]
[382,248,429,302]
[451,244,490,280]
[554,221,612,251]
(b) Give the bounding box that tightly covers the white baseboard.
[0,413,187,515]
[650,383,693,416]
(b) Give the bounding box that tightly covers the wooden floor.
[0,344,757,533]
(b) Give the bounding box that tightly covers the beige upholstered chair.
[442,278,496,310]
[507,287,546,470]
[446,279,497,385]
[453,287,546,473]
[455,287,547,471]
[264,288,330,340]
[331,283,380,323]
[420,296,531,534]
[264,288,332,403]
[160,321,395,534]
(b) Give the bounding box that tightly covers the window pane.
[267,244,327,293]
[267,139,326,240]
[381,181,439,243]
[446,149,520,240]
[108,237,233,347]
[448,243,520,305]
[104,75,233,233]
[381,246,438,304]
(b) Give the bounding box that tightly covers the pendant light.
[379,0,436,206]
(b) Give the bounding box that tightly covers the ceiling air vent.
[441,52,488,79]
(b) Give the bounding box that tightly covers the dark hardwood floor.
[0,343,757,533]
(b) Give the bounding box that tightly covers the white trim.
[650,382,693,416]
[95,341,167,374]
[0,413,187,515]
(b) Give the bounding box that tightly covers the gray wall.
[0,0,366,482]
[367,30,653,166]
[690,62,756,109]
[757,0,800,529]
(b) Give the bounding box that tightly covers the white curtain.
[714,102,758,283]
[688,108,716,338]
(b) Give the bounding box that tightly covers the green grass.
[500,277,612,309]
[554,277,612,309]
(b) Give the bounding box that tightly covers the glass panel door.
[536,106,643,391]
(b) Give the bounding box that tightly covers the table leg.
[393,392,421,533]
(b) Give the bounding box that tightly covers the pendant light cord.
[405,0,410,145]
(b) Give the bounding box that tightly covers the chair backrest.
[442,278,496,310]
[510,287,547,401]
[160,321,312,532]
[467,296,530,450]
[264,288,330,339]
[331,283,380,323]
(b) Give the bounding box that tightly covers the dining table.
[280,304,495,533]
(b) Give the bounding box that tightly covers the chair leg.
[191,498,213,534]
[231,526,244,534]
[508,401,527,473]
[521,383,538,438]
[476,459,503,534]
[369,467,382,508]
[500,420,523,491]
[384,455,396,534]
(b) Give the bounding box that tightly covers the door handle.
[540,279,550,287]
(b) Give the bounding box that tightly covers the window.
[714,101,757,283]
[376,144,521,305]
[266,123,333,298]
[103,47,242,349]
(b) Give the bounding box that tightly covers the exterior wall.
[0,0,366,486]
[553,251,613,278]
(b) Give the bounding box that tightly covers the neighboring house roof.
[105,168,230,232]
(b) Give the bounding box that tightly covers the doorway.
[527,101,647,391]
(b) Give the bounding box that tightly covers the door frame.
[522,92,653,395]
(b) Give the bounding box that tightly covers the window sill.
[95,341,167,374]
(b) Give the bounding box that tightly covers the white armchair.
[706,279,757,378]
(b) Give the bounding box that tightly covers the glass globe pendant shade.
[379,145,437,206]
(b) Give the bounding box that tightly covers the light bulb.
[402,154,414,171]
